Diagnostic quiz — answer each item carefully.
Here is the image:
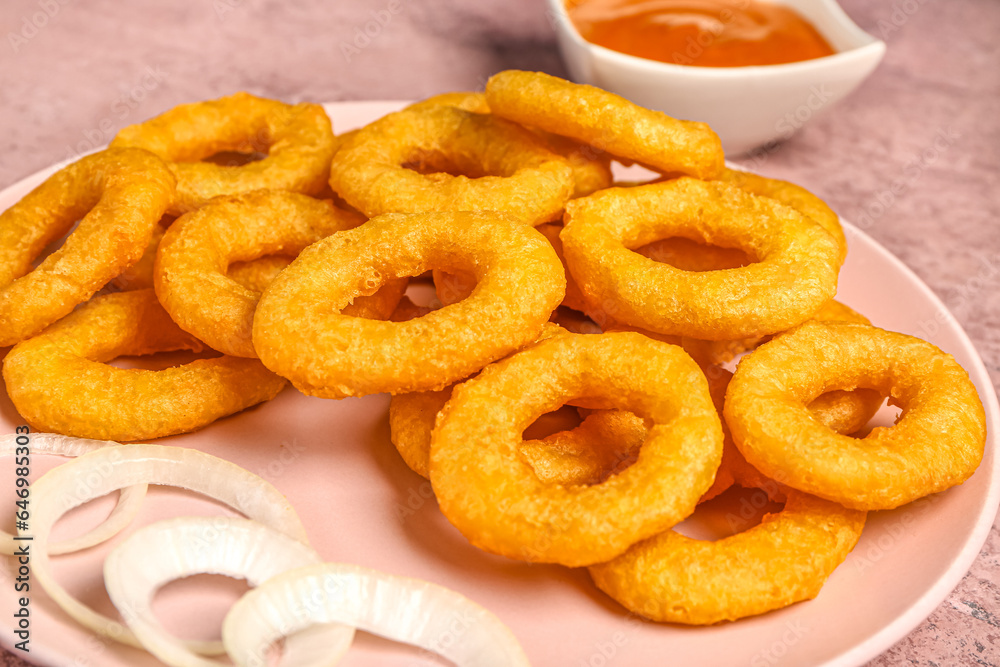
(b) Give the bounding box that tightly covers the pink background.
[0,0,997,665]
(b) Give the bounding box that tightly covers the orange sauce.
[567,0,836,67]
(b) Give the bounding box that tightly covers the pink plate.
[0,101,997,667]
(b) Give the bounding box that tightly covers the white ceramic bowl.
[546,0,886,156]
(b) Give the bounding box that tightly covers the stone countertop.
[0,0,997,665]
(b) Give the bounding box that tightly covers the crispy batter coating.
[112,92,335,215]
[328,106,574,226]
[589,490,866,624]
[485,70,724,179]
[2,290,286,440]
[725,321,986,510]
[153,190,404,358]
[252,211,565,398]
[717,168,847,264]
[562,178,841,340]
[429,332,723,567]
[0,148,175,347]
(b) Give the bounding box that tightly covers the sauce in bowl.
[567,0,836,67]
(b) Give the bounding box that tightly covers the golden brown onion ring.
[111,92,335,215]
[430,332,723,567]
[0,148,174,346]
[485,70,724,179]
[3,289,286,441]
[252,211,565,398]
[328,105,574,226]
[562,178,841,341]
[725,321,986,510]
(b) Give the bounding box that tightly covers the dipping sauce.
[567,0,836,67]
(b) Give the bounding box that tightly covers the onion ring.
[561,178,841,340]
[328,105,574,226]
[111,92,335,215]
[153,190,404,358]
[717,168,847,264]
[3,289,286,440]
[0,147,175,346]
[252,211,565,398]
[588,489,866,624]
[223,562,530,667]
[0,432,146,556]
[25,443,310,649]
[430,332,723,567]
[104,517,351,667]
[433,222,590,315]
[724,321,987,510]
[484,70,724,179]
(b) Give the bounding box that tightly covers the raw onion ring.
[3,289,286,440]
[485,70,724,179]
[252,211,565,398]
[0,432,146,556]
[104,517,352,667]
[111,92,335,215]
[25,443,310,649]
[0,147,175,346]
[223,562,530,667]
[430,331,723,567]
[724,321,987,510]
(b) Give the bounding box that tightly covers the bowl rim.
[547,0,887,79]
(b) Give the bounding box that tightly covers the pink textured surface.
[0,0,997,666]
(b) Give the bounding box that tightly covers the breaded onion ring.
[407,92,613,200]
[111,92,335,215]
[391,387,644,487]
[562,178,841,340]
[328,105,574,226]
[430,332,723,567]
[717,168,847,264]
[485,70,724,179]
[725,321,987,510]
[3,289,286,441]
[154,190,404,358]
[0,148,174,346]
[434,222,590,314]
[252,211,565,398]
[588,489,866,624]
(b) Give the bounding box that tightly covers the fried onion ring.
[717,168,847,264]
[153,190,404,358]
[0,148,174,346]
[588,489,866,624]
[328,105,574,226]
[562,178,841,340]
[725,321,986,510]
[252,211,565,398]
[429,332,723,566]
[3,289,286,441]
[485,70,724,179]
[111,92,335,215]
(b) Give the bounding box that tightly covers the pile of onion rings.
[0,74,988,649]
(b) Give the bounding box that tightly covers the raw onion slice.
[0,432,147,555]
[224,562,531,667]
[28,444,310,650]
[104,517,353,667]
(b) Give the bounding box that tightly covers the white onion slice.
[0,432,147,555]
[104,517,353,667]
[224,563,531,667]
[28,443,310,651]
